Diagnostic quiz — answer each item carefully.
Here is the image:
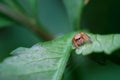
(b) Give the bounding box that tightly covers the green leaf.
[1,0,21,12]
[14,0,37,17]
[0,32,120,80]
[0,33,75,80]
[63,0,84,30]
[1,0,37,18]
[0,17,14,27]
[27,0,37,14]
[76,33,120,55]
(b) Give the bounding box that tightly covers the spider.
[72,32,92,48]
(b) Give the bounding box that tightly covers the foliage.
[0,33,74,80]
[0,32,120,80]
[0,0,120,80]
[76,33,120,55]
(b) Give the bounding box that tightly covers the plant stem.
[0,3,54,41]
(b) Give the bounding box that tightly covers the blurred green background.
[0,0,120,80]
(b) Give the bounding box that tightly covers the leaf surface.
[0,33,75,80]
[0,32,120,80]
[0,17,14,27]
[76,33,120,55]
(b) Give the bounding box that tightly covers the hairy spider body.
[72,33,92,48]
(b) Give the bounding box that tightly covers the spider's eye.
[76,37,81,41]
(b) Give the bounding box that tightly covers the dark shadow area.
[81,0,120,34]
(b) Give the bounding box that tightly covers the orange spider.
[72,33,92,48]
